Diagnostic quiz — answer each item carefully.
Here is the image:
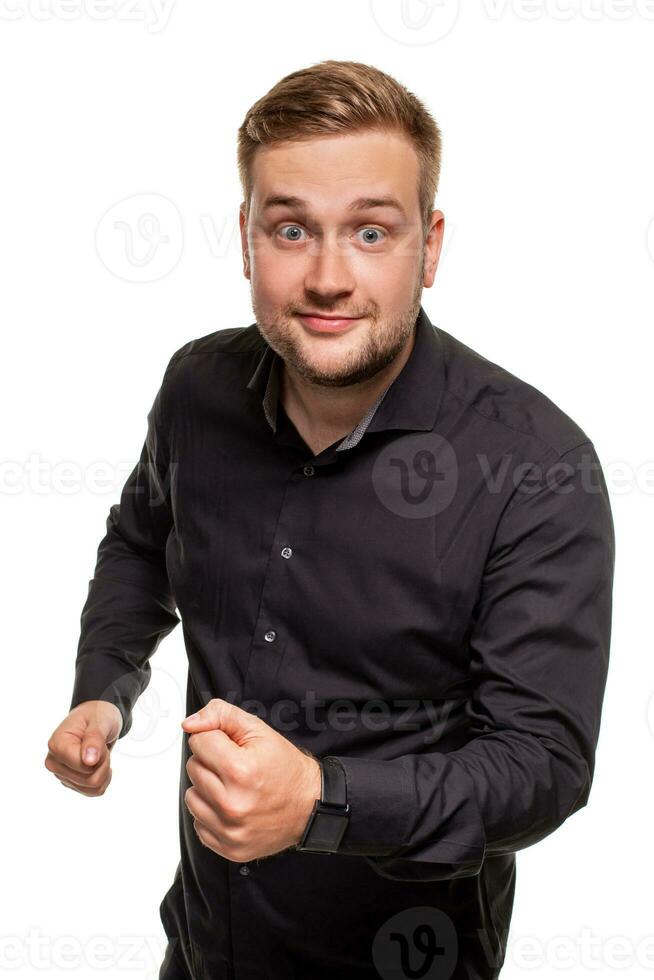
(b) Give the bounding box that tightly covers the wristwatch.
[295,756,350,854]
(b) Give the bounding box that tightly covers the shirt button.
[264,630,276,642]
[281,547,292,559]
[239,865,250,876]
[303,464,315,476]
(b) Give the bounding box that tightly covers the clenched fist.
[44,700,123,796]
[182,698,322,863]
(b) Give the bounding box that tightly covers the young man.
[45,60,615,979]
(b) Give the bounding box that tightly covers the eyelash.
[276,224,388,246]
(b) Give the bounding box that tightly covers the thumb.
[181,698,262,744]
[80,728,108,767]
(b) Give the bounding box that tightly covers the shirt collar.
[245,304,444,447]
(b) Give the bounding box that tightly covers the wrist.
[294,751,322,843]
[295,756,350,854]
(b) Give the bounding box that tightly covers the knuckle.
[229,808,249,845]
[230,760,251,785]
[226,798,250,823]
[223,801,246,823]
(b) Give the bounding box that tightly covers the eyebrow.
[261,194,408,219]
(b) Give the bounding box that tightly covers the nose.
[302,232,356,302]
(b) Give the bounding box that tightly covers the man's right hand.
[44,701,123,796]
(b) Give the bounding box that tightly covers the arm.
[68,358,180,740]
[331,440,615,881]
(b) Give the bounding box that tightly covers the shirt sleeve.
[68,358,180,740]
[331,440,615,881]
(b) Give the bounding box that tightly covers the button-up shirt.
[69,306,615,980]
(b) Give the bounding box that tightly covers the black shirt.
[69,306,615,980]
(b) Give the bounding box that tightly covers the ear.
[423,209,445,288]
[239,202,250,280]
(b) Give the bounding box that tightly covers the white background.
[0,1,651,977]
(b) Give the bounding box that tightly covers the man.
[45,60,615,979]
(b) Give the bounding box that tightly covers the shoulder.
[159,321,264,390]
[436,325,592,460]
[166,321,263,370]
[152,322,264,428]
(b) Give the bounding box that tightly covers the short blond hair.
[237,59,442,240]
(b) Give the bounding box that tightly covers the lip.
[297,313,363,334]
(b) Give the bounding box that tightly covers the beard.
[249,260,424,390]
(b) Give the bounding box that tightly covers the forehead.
[250,129,420,215]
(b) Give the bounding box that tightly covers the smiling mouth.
[296,313,363,334]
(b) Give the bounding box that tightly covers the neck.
[280,326,416,443]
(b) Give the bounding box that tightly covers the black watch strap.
[321,756,347,807]
[296,756,350,854]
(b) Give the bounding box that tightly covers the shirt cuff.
[69,676,136,740]
[327,755,414,857]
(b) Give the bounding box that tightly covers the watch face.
[304,809,349,850]
[310,811,343,847]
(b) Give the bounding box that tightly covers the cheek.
[353,253,417,301]
[251,244,305,300]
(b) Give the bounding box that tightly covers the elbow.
[543,736,594,824]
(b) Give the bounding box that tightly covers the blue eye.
[279,225,306,242]
[276,224,386,245]
[357,227,386,245]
